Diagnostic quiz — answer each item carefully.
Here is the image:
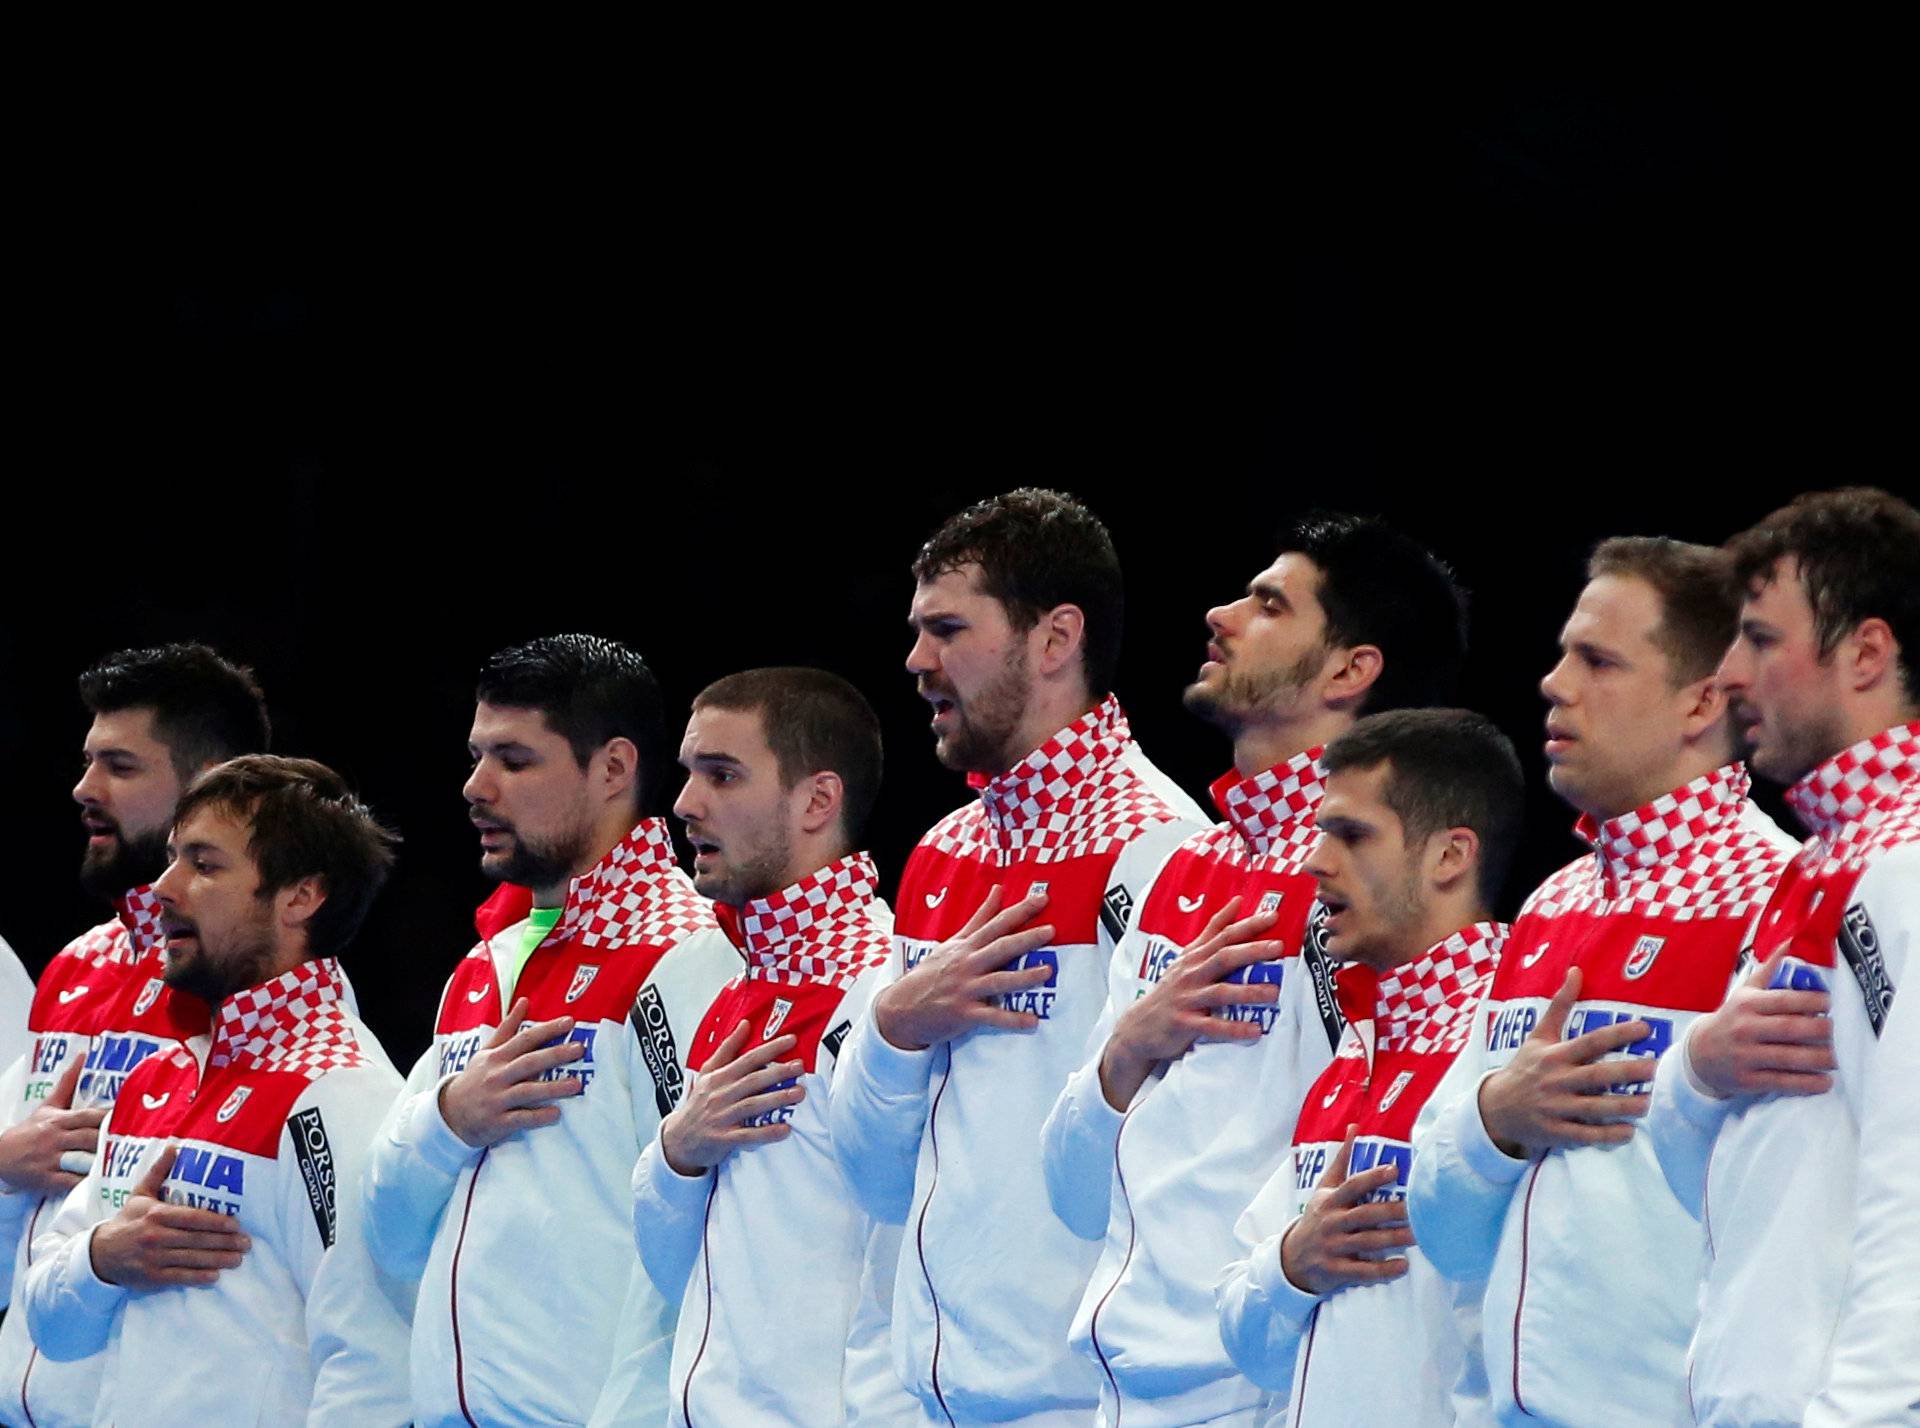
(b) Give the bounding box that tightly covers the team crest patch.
[1259,890,1284,916]
[565,965,601,1004]
[216,1087,253,1123]
[1377,1070,1416,1113]
[1028,880,1050,898]
[1623,935,1666,980]
[132,978,164,1017]
[764,998,794,1040]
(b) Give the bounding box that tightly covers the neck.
[1836,695,1920,758]
[764,836,855,902]
[533,807,643,908]
[995,686,1102,777]
[1590,736,1735,824]
[1232,708,1354,778]
[1367,894,1492,974]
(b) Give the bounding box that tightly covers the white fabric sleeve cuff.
[857,1021,937,1095]
[403,1076,485,1176]
[74,1225,130,1313]
[642,1131,714,1209]
[1248,1228,1323,1316]
[1456,1071,1531,1186]
[1673,1021,1738,1123]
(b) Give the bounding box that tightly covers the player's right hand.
[872,887,1056,1051]
[1477,968,1659,1157]
[1684,950,1835,1100]
[0,1059,107,1197]
[660,1022,804,1175]
[1279,1126,1414,1295]
[439,997,586,1148]
[1098,899,1280,1110]
[90,1144,251,1289]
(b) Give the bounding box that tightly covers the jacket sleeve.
[826,940,934,1226]
[1215,1156,1314,1392]
[1806,850,1920,1428]
[1041,829,1186,1241]
[1406,988,1527,1282]
[0,936,33,1075]
[630,1092,714,1301]
[1645,1016,1740,1221]
[361,1029,479,1279]
[20,1108,127,1362]
[299,1063,416,1427]
[0,1050,36,1301]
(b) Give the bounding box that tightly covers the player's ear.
[1033,603,1086,679]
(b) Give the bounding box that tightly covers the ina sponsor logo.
[565,965,600,1004]
[1623,936,1665,980]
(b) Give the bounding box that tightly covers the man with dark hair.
[830,490,1208,1426]
[1041,512,1467,1428]
[1647,488,1920,1426]
[21,755,411,1424]
[621,666,915,1425]
[1408,537,1796,1427]
[0,642,268,1428]
[1219,709,1520,1427]
[364,634,739,1428]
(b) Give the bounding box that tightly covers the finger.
[502,1075,586,1108]
[44,1056,84,1111]
[39,1171,83,1192]
[1553,1092,1650,1123]
[1750,948,1789,990]
[144,1228,253,1254]
[1560,1021,1655,1062]
[1533,968,1581,1042]
[1183,898,1244,953]
[719,1122,796,1148]
[974,964,1058,998]
[484,998,533,1050]
[956,884,1006,940]
[1323,1256,1411,1284]
[1540,1120,1637,1147]
[968,893,1052,950]
[702,1018,758,1071]
[133,1143,178,1198]
[1193,981,1281,1010]
[1744,1006,1836,1037]
[1741,1044,1838,1073]
[1740,1071,1835,1096]
[1329,1201,1412,1231]
[969,924,1056,972]
[60,1125,106,1152]
[505,1041,592,1080]
[1328,1226,1417,1254]
[727,1086,806,1122]
[1204,938,1283,977]
[1566,1057,1660,1092]
[147,1206,246,1236]
[1189,1017,1265,1045]
[500,1104,566,1131]
[1328,1160,1399,1204]
[502,1015,577,1058]
[154,1248,249,1270]
[143,1267,225,1286]
[1319,1126,1359,1191]
[725,1060,804,1099]
[56,1108,108,1131]
[963,1007,1043,1033]
[712,1035,801,1082]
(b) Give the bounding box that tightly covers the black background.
[3,80,1902,1067]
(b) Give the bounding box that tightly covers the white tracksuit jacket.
[1042,753,1345,1428]
[1407,766,1793,1427]
[830,697,1206,1426]
[0,887,209,1428]
[1216,922,1505,1428]
[633,852,920,1427]
[1647,723,1920,1427]
[362,820,742,1428]
[20,958,411,1426]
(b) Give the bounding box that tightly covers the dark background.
[3,81,1901,1067]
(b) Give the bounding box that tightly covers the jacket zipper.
[449,1148,489,1428]
[914,1050,956,1427]
[680,1175,722,1427]
[1511,1160,1543,1419]
[1087,1106,1139,1425]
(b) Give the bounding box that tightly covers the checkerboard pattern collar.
[1210,748,1326,858]
[739,852,891,990]
[1786,721,1920,840]
[210,956,356,1074]
[1372,921,1506,1055]
[978,695,1131,836]
[544,817,684,950]
[1575,763,1751,888]
[114,884,166,962]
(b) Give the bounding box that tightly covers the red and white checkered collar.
[114,884,166,962]
[547,818,683,948]
[1209,748,1326,857]
[210,957,353,1072]
[739,852,891,990]
[1575,763,1751,885]
[978,695,1132,835]
[1343,921,1505,1062]
[1786,721,1920,840]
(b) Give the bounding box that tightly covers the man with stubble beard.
[830,489,1208,1427]
[364,635,740,1428]
[0,644,267,1428]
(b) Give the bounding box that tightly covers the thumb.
[134,1142,178,1199]
[486,997,531,1050]
[1319,1124,1358,1191]
[1750,948,1787,990]
[1534,967,1582,1042]
[45,1056,83,1111]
